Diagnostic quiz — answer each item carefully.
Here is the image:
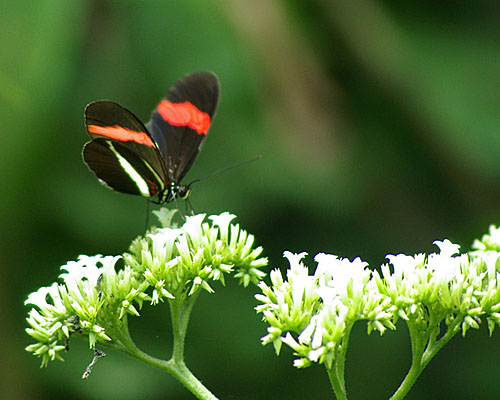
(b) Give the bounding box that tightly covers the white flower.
[59,255,103,301]
[315,254,370,300]
[25,284,58,309]
[209,212,236,243]
[182,213,206,247]
[476,251,500,281]
[428,242,464,284]
[148,227,182,262]
[257,251,393,368]
[433,239,460,257]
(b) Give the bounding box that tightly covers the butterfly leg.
[170,187,186,220]
[185,197,196,216]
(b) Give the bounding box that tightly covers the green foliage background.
[2,1,500,398]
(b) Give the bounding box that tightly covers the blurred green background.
[2,0,500,398]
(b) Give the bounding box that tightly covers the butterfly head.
[176,184,192,200]
[156,182,193,204]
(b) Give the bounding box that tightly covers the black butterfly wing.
[146,71,220,185]
[83,101,168,199]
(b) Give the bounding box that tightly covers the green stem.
[336,324,352,393]
[390,322,425,400]
[421,317,461,368]
[99,291,216,399]
[169,291,200,362]
[389,355,423,400]
[325,324,352,400]
[390,317,462,400]
[326,366,347,400]
[107,337,217,399]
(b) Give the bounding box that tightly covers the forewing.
[147,71,220,183]
[83,101,168,198]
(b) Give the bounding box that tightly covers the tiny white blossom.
[148,228,182,262]
[316,254,370,300]
[209,212,236,243]
[25,284,57,309]
[59,255,103,297]
[283,251,308,270]
[182,214,206,247]
[477,251,500,281]
[489,226,500,244]
[433,239,460,257]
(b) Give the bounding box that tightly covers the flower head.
[257,231,500,368]
[25,209,267,366]
[256,251,395,367]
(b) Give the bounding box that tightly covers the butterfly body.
[83,71,220,203]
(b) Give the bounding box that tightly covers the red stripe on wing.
[157,100,211,135]
[88,124,155,147]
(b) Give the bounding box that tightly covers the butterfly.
[82,71,220,203]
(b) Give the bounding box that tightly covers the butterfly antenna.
[187,155,262,187]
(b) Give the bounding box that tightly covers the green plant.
[25,210,500,399]
[256,228,500,399]
[25,209,267,399]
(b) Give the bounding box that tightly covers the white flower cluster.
[124,210,267,303]
[256,235,500,368]
[25,210,267,366]
[25,255,131,366]
[375,239,500,335]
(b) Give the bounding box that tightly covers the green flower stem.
[109,338,217,400]
[326,324,353,400]
[326,361,347,400]
[390,317,462,400]
[336,323,353,392]
[421,317,462,367]
[389,321,425,400]
[101,293,216,400]
[169,291,200,363]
